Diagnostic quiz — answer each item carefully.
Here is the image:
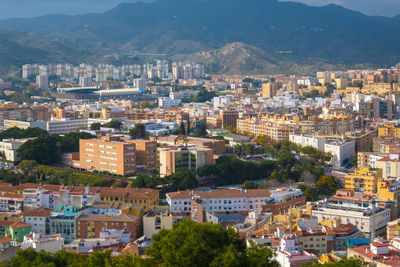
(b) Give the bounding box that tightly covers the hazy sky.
[0,0,399,19]
[279,0,400,17]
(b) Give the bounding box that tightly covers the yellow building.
[261,82,278,98]
[98,188,159,211]
[387,218,400,240]
[345,167,382,194]
[375,154,400,179]
[378,123,400,138]
[334,78,348,90]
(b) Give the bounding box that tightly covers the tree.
[146,220,278,267]
[247,245,279,267]
[90,123,102,130]
[242,180,258,189]
[147,220,246,266]
[18,160,38,176]
[129,123,148,139]
[178,121,186,135]
[103,120,122,130]
[303,256,367,267]
[316,175,339,196]
[194,122,207,137]
[350,157,358,168]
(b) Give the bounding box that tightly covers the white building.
[289,134,326,151]
[21,233,63,253]
[0,138,35,162]
[289,134,355,166]
[166,189,272,216]
[143,208,174,237]
[158,97,181,109]
[23,186,99,210]
[309,200,390,238]
[276,234,317,267]
[63,230,130,253]
[213,96,231,109]
[3,120,47,131]
[79,76,93,87]
[23,207,52,235]
[36,75,49,90]
[324,139,355,166]
[46,118,89,134]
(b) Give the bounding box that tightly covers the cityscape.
[0,0,400,266]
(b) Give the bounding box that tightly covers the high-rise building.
[261,82,278,98]
[36,75,49,90]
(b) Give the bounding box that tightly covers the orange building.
[78,136,136,176]
[126,139,157,171]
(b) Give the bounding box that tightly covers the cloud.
[279,0,400,17]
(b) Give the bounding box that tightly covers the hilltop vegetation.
[0,0,399,74]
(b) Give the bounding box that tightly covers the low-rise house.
[143,207,174,237]
[276,234,317,267]
[77,214,140,240]
[21,232,64,253]
[64,229,130,254]
[22,207,52,235]
[0,193,23,212]
[348,241,400,267]
[0,221,32,242]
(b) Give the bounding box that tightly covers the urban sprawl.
[0,62,400,266]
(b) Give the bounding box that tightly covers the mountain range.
[0,0,399,74]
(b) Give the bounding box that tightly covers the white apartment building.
[23,207,52,235]
[36,75,49,90]
[143,208,174,237]
[289,134,326,151]
[46,118,89,134]
[309,200,390,238]
[23,187,99,210]
[324,139,355,166]
[276,234,317,267]
[158,97,181,109]
[289,134,355,166]
[0,138,35,162]
[166,189,272,216]
[21,233,64,253]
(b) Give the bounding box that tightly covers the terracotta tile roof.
[0,193,23,199]
[0,221,31,229]
[167,189,271,199]
[23,207,52,217]
[0,237,12,245]
[349,245,400,266]
[77,214,139,223]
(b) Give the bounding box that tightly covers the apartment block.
[77,214,140,240]
[0,105,50,126]
[127,139,157,171]
[375,154,400,179]
[153,135,225,154]
[345,167,383,193]
[307,196,390,238]
[78,136,136,176]
[158,146,214,177]
[22,207,52,236]
[46,118,89,134]
[49,206,83,244]
[261,82,278,98]
[0,138,36,163]
[143,207,174,237]
[378,123,400,138]
[219,108,239,128]
[166,188,272,217]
